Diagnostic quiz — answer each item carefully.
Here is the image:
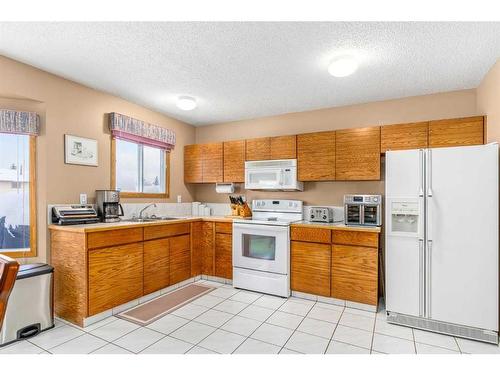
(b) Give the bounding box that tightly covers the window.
[112,138,169,198]
[0,133,36,258]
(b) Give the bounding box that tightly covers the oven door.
[362,204,381,226]
[245,168,282,190]
[233,223,289,275]
[345,204,362,225]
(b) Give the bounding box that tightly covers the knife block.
[239,202,252,218]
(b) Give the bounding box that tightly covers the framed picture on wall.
[64,134,98,166]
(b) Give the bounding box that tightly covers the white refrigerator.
[385,143,499,344]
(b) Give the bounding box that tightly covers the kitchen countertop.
[49,216,381,233]
[48,216,233,233]
[291,221,382,233]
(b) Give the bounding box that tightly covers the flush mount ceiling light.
[328,56,359,77]
[176,96,197,111]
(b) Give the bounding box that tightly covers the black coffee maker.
[95,190,124,223]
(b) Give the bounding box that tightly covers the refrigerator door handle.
[426,239,432,318]
[419,149,424,197]
[419,238,425,317]
[427,149,433,197]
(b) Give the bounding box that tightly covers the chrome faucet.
[138,203,157,219]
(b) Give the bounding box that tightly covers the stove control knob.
[311,215,315,219]
[323,215,327,220]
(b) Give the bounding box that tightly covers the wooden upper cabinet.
[297,131,335,181]
[381,122,429,153]
[223,140,245,182]
[202,142,223,183]
[429,116,485,148]
[270,135,297,159]
[184,144,203,183]
[336,127,381,180]
[246,135,296,160]
[246,137,271,160]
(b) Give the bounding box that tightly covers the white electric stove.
[232,199,303,297]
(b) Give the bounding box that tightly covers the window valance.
[0,109,40,136]
[109,112,176,151]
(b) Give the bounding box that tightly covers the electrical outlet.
[79,193,88,205]
[177,195,182,203]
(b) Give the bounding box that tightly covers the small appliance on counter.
[308,206,343,223]
[344,194,382,226]
[0,262,54,347]
[52,205,99,225]
[96,190,124,223]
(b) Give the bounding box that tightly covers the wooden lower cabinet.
[88,243,144,316]
[215,233,232,279]
[291,241,331,297]
[143,238,170,295]
[201,221,215,276]
[331,244,378,305]
[169,234,191,285]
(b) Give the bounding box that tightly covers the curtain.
[0,109,40,136]
[109,112,176,151]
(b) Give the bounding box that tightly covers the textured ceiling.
[1,22,500,126]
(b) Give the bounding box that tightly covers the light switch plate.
[177,195,182,203]
[80,193,87,205]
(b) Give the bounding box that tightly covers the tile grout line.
[324,304,347,354]
[277,300,317,354]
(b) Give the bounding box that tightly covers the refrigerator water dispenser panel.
[391,201,419,234]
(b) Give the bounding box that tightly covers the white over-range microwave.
[244,159,304,191]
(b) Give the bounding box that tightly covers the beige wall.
[477,59,500,143]
[0,56,196,264]
[195,89,479,205]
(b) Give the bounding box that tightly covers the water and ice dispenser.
[390,200,420,235]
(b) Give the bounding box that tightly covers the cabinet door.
[381,122,428,153]
[215,233,232,280]
[429,116,484,148]
[202,222,215,276]
[223,140,245,182]
[246,137,271,160]
[270,135,297,159]
[297,131,335,181]
[184,144,203,183]
[89,243,144,316]
[332,244,378,305]
[191,222,203,277]
[336,127,380,180]
[202,142,223,183]
[169,234,191,285]
[291,241,331,297]
[143,238,170,295]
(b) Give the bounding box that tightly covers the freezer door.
[385,149,425,317]
[427,144,498,331]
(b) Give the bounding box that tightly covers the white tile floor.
[1,279,499,354]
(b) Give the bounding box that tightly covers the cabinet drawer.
[291,226,331,244]
[87,228,143,249]
[144,223,190,240]
[332,230,378,248]
[215,222,232,234]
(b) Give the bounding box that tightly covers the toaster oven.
[344,195,382,226]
